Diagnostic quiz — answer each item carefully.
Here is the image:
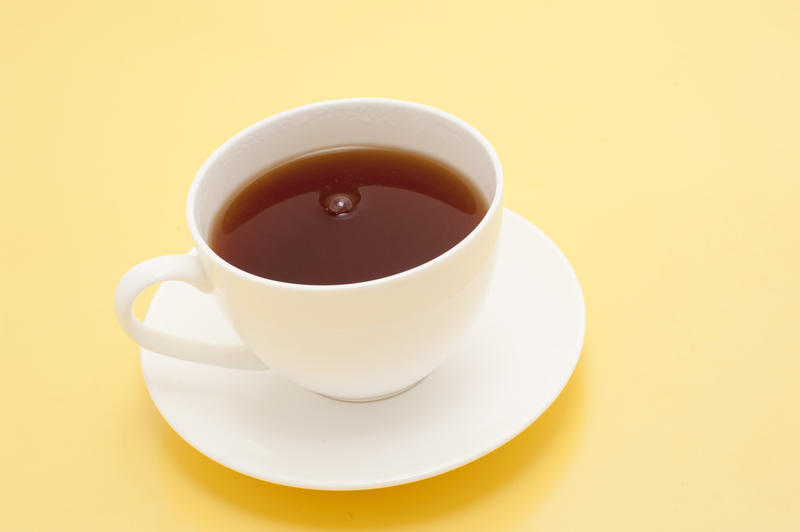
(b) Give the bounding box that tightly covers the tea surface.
[210,146,487,285]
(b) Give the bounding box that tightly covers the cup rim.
[186,97,504,292]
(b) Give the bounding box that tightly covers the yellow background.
[2,1,799,530]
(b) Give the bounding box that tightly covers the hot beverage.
[209,146,487,285]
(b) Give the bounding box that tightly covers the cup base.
[320,378,425,403]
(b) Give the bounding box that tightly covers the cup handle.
[114,254,266,370]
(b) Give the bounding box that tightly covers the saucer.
[141,209,586,490]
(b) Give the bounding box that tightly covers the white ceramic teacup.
[114,98,503,401]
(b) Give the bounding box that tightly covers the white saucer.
[141,209,586,490]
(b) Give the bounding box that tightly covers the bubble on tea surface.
[321,190,360,216]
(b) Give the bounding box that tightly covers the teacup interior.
[190,99,499,240]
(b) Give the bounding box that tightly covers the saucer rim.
[141,208,586,491]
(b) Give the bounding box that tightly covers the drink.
[210,146,487,285]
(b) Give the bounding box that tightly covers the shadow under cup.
[188,99,504,401]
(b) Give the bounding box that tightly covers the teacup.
[114,98,503,401]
